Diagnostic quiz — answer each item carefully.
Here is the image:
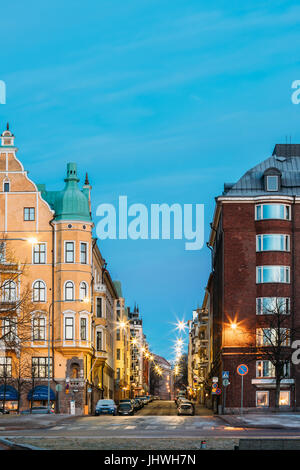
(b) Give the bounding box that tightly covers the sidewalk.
[219,412,300,429]
[0,414,77,430]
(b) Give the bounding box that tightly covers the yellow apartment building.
[0,125,124,414]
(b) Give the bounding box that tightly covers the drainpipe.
[49,218,55,403]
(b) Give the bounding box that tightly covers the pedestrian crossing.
[49,423,221,432]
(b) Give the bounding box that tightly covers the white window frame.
[64,280,75,301]
[79,313,89,343]
[256,266,290,284]
[79,281,88,301]
[64,313,75,342]
[255,204,291,221]
[266,175,279,191]
[256,390,269,407]
[32,279,47,303]
[256,234,290,252]
[32,242,47,264]
[64,241,75,264]
[2,280,17,302]
[256,297,290,315]
[256,360,275,378]
[256,328,290,347]
[80,242,88,264]
[32,314,46,342]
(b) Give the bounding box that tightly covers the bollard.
[201,440,207,449]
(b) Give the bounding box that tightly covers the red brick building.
[207,144,300,412]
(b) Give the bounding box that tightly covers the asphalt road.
[2,401,300,447]
[139,400,212,416]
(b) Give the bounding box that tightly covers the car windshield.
[119,404,131,409]
[97,400,114,406]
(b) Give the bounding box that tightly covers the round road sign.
[237,364,248,376]
[215,388,221,395]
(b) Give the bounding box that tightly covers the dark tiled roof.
[223,144,300,197]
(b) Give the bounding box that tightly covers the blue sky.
[1,0,300,360]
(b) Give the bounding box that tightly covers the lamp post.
[47,297,89,414]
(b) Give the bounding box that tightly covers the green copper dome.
[38,163,92,222]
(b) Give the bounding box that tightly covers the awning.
[27,385,56,401]
[0,385,19,401]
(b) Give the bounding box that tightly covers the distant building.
[152,354,172,400]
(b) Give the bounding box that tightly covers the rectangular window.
[256,328,290,347]
[116,329,120,341]
[255,204,291,221]
[116,368,120,380]
[256,266,290,284]
[24,207,35,221]
[96,298,102,318]
[65,317,74,340]
[117,349,120,360]
[32,357,52,378]
[279,391,290,406]
[80,318,87,341]
[256,297,290,315]
[0,357,12,377]
[96,331,103,351]
[65,242,75,263]
[80,242,88,264]
[266,175,279,191]
[2,318,17,342]
[256,360,275,378]
[256,234,290,252]
[3,182,9,192]
[33,243,46,264]
[256,391,269,407]
[0,242,6,263]
[32,317,46,341]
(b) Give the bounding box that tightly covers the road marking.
[145,426,158,429]
[50,426,64,430]
[124,426,136,429]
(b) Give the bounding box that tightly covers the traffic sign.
[215,388,222,395]
[212,383,218,389]
[212,377,218,383]
[222,371,229,379]
[237,364,248,376]
[223,379,230,387]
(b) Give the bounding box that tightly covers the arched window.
[33,281,46,302]
[65,281,74,301]
[2,280,16,302]
[79,281,88,301]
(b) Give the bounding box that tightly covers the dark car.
[139,396,149,405]
[133,398,142,411]
[0,408,9,414]
[117,402,134,416]
[21,406,54,414]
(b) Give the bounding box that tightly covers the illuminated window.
[279,391,290,406]
[256,391,269,407]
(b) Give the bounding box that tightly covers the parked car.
[95,399,117,416]
[0,408,9,414]
[139,396,149,405]
[176,397,189,407]
[177,401,195,416]
[21,406,54,414]
[154,395,160,400]
[117,402,135,416]
[133,398,143,410]
[146,395,153,402]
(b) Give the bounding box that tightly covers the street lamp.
[47,297,90,414]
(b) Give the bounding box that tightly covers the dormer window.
[267,175,279,191]
[263,167,281,192]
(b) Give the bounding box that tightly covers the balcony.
[95,350,108,360]
[94,283,106,294]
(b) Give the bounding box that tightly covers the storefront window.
[256,391,269,407]
[279,391,290,406]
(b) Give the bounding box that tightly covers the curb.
[0,437,44,450]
